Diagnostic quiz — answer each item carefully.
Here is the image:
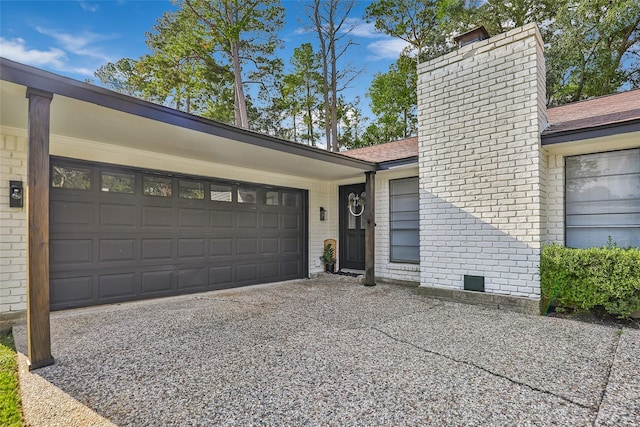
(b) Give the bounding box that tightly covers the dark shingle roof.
[545,89,640,134]
[341,90,640,163]
[341,137,418,163]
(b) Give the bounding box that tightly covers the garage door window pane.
[144,176,172,197]
[264,191,279,206]
[52,166,91,190]
[211,185,232,202]
[566,149,640,248]
[179,180,205,199]
[238,188,256,203]
[101,172,135,193]
[283,192,299,208]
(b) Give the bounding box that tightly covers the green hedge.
[541,243,640,318]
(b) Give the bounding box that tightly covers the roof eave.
[377,156,419,170]
[0,57,376,172]
[542,118,640,145]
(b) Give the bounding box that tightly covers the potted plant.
[320,243,336,273]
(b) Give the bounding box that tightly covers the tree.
[182,0,285,128]
[337,96,367,149]
[367,54,417,142]
[94,58,143,97]
[364,0,467,64]
[290,43,323,146]
[307,0,361,151]
[474,0,559,41]
[546,0,640,105]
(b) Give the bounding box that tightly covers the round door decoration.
[348,191,366,217]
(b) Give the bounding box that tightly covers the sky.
[0,0,410,120]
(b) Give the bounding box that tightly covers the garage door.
[49,158,307,310]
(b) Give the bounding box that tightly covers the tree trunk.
[306,84,315,146]
[231,40,249,128]
[330,40,339,152]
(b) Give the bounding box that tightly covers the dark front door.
[339,183,366,270]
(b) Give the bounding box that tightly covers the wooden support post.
[364,171,376,286]
[26,88,54,370]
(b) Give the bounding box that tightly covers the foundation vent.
[464,275,485,292]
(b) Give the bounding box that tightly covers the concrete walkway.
[13,276,640,426]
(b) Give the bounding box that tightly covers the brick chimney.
[417,23,547,300]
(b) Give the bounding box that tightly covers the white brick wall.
[308,181,338,274]
[0,128,28,313]
[545,153,564,244]
[417,24,546,298]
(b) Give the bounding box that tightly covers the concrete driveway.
[14,276,640,426]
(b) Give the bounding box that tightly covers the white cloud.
[78,1,99,13]
[366,38,411,61]
[347,19,381,38]
[0,37,67,67]
[35,26,115,62]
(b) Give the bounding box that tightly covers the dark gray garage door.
[49,158,307,310]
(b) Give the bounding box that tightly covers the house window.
[566,149,640,248]
[390,177,419,263]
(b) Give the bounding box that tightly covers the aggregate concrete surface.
[13,276,640,426]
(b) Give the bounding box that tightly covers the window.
[52,166,91,190]
[143,176,172,197]
[390,177,419,263]
[264,191,279,206]
[566,149,640,248]
[101,171,135,193]
[282,192,299,208]
[238,188,256,203]
[179,180,205,199]
[210,185,232,202]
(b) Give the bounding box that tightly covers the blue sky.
[0,0,409,120]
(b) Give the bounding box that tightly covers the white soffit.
[1,78,372,181]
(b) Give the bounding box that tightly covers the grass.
[0,331,22,427]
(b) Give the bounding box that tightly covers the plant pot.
[325,263,335,273]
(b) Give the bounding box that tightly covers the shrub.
[541,243,640,318]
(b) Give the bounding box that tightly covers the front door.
[339,183,366,270]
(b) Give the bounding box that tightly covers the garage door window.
[238,188,256,203]
[101,171,135,193]
[179,180,205,199]
[264,191,279,206]
[211,185,232,202]
[144,176,172,197]
[283,192,299,208]
[52,166,91,190]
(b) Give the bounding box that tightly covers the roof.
[0,58,376,180]
[343,91,640,160]
[342,137,418,163]
[545,89,640,135]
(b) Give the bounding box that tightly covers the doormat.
[335,270,362,277]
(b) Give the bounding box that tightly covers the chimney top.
[454,26,491,47]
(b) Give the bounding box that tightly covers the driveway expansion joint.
[593,327,624,426]
[371,326,596,412]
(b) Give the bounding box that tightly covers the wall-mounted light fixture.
[9,181,23,208]
[319,207,326,221]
